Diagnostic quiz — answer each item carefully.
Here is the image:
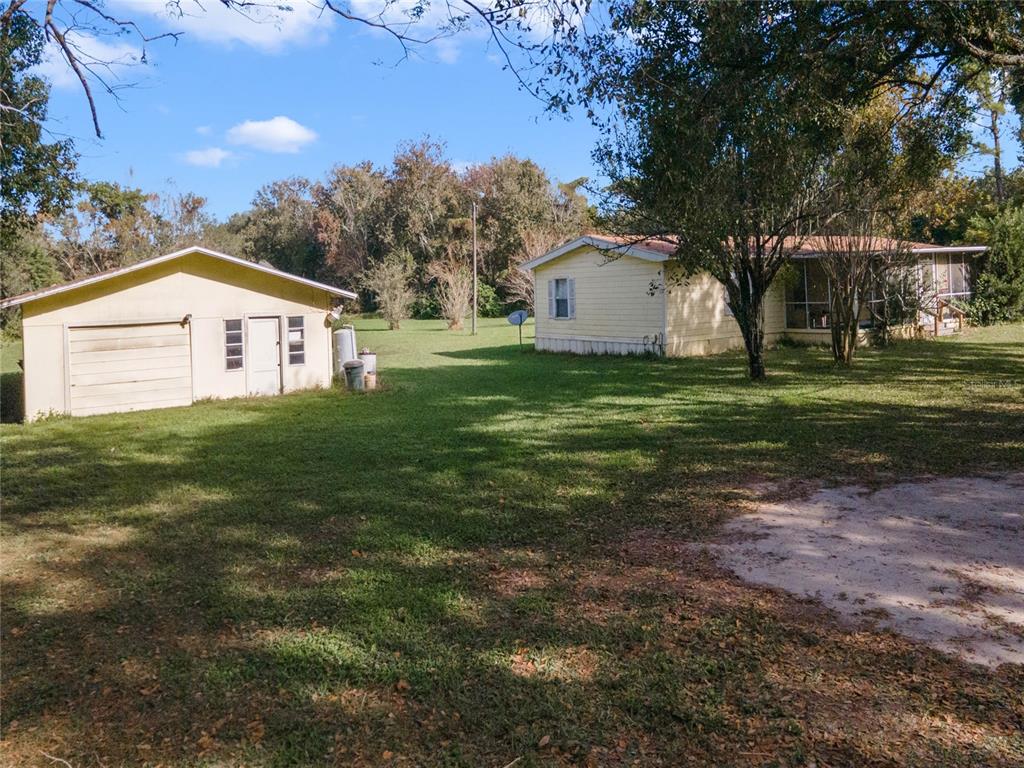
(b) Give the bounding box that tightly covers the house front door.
[247,317,281,396]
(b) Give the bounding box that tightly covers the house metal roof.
[520,234,987,271]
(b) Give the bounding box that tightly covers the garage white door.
[68,322,193,416]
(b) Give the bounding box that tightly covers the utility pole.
[472,198,478,335]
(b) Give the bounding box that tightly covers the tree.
[427,252,473,330]
[0,226,59,332]
[560,1,974,378]
[464,156,563,280]
[156,191,217,252]
[313,162,388,284]
[965,205,1024,323]
[201,211,252,256]
[970,70,1010,206]
[361,250,417,330]
[245,179,322,278]
[494,175,591,312]
[905,174,990,246]
[575,4,855,378]
[0,8,77,257]
[50,181,161,278]
[818,228,910,364]
[817,94,953,363]
[383,139,465,275]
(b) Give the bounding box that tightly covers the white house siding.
[663,264,786,357]
[533,246,666,355]
[19,251,335,420]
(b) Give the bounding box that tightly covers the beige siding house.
[1,246,356,421]
[523,235,985,357]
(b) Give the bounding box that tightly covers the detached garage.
[1,246,356,421]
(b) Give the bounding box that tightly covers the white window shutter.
[548,280,556,319]
[568,278,576,319]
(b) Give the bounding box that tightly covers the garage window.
[225,319,243,370]
[287,316,305,365]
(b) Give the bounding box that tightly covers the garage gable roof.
[0,245,358,309]
[519,235,673,272]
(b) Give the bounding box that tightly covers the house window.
[549,278,575,319]
[225,319,243,370]
[287,316,305,365]
[784,261,830,329]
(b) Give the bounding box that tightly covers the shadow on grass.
[1,336,1022,766]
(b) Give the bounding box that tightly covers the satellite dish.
[507,310,528,326]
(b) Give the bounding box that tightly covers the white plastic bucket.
[359,351,377,374]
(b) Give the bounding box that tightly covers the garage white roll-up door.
[67,322,193,416]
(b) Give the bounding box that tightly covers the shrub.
[411,293,441,320]
[477,282,504,318]
[427,256,473,330]
[360,251,418,330]
[966,206,1024,324]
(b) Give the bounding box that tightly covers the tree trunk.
[739,293,767,380]
[830,290,858,365]
[991,106,1005,205]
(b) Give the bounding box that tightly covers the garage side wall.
[533,247,666,355]
[664,264,786,357]
[20,252,334,420]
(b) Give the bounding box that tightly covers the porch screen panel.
[784,262,808,329]
[950,255,967,295]
[934,255,951,294]
[806,260,830,329]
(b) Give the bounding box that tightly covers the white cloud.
[111,0,333,52]
[195,125,212,135]
[227,116,317,154]
[34,32,144,89]
[435,38,461,65]
[451,159,474,174]
[184,147,232,168]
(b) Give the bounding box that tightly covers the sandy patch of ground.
[703,473,1024,667]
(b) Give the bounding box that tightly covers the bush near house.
[966,206,1024,324]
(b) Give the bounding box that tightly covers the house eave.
[790,245,989,260]
[519,236,671,272]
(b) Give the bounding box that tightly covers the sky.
[34,0,1020,223]
[37,0,602,221]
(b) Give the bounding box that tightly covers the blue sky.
[36,0,1019,222]
[39,1,602,220]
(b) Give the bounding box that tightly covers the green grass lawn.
[2,320,1022,767]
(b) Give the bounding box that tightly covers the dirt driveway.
[704,474,1024,667]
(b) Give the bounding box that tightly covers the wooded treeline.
[3,139,593,326]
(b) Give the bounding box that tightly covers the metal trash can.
[343,359,365,391]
